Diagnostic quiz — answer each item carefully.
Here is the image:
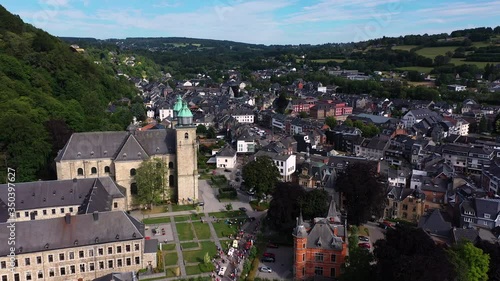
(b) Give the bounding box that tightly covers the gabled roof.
[418,209,452,238]
[114,134,150,162]
[0,177,124,219]
[306,220,344,250]
[474,198,500,219]
[0,211,144,256]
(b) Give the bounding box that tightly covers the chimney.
[65,213,71,224]
[93,211,99,221]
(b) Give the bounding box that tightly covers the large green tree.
[242,156,280,199]
[134,158,168,208]
[448,241,490,281]
[335,162,386,225]
[325,116,337,128]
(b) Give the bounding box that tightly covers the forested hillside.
[0,5,138,182]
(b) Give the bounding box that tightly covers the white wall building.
[159,108,174,121]
[216,146,237,169]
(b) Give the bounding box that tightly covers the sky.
[2,0,500,45]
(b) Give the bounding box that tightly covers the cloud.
[38,0,70,7]
[153,0,181,8]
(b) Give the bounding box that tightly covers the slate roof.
[452,228,479,244]
[56,130,177,162]
[0,177,124,219]
[305,220,344,250]
[418,209,452,238]
[474,198,500,218]
[0,211,144,256]
[217,145,236,157]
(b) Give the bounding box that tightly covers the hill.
[0,5,140,182]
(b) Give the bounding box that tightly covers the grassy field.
[392,45,418,51]
[176,223,196,241]
[171,204,196,212]
[185,265,202,275]
[165,268,179,278]
[416,46,458,58]
[208,210,246,218]
[181,241,199,249]
[192,222,212,240]
[143,216,170,225]
[212,221,239,238]
[182,241,218,263]
[161,243,176,251]
[174,215,191,222]
[396,66,434,73]
[164,252,178,266]
[449,58,495,68]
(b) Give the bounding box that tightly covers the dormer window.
[484,213,490,219]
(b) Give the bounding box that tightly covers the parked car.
[198,202,205,206]
[247,189,255,196]
[239,207,247,212]
[259,266,272,273]
[358,243,371,249]
[236,171,241,176]
[358,236,369,242]
[261,256,275,263]
[224,168,231,172]
[263,253,275,258]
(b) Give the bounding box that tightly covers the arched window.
[130,168,136,176]
[77,168,83,176]
[184,132,189,139]
[130,183,138,195]
[169,175,175,187]
[168,162,174,169]
[91,167,97,174]
[104,166,110,173]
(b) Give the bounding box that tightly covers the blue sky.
[2,0,500,45]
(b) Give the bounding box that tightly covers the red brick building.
[293,200,348,280]
[309,101,353,119]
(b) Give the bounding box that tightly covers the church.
[55,95,198,209]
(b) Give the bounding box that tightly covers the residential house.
[441,144,494,174]
[401,109,439,129]
[309,101,353,120]
[354,136,390,161]
[231,108,254,124]
[385,186,426,222]
[482,160,500,195]
[460,198,500,229]
[418,209,453,243]
[447,84,467,92]
[216,145,237,169]
[293,200,348,280]
[253,150,296,182]
[236,131,256,154]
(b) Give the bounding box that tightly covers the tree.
[448,241,490,281]
[130,103,146,121]
[373,226,456,281]
[479,115,488,133]
[242,156,280,199]
[335,162,386,225]
[134,158,168,208]
[196,124,208,135]
[203,252,211,265]
[325,116,337,128]
[225,203,233,211]
[298,111,308,118]
[475,240,500,281]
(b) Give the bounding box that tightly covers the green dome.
[178,102,193,118]
[173,95,183,112]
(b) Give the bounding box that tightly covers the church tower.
[175,99,198,204]
[293,211,308,280]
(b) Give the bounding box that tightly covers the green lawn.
[143,216,170,224]
[171,204,196,212]
[192,222,212,239]
[392,45,418,51]
[416,46,458,58]
[161,243,176,251]
[164,252,178,266]
[212,221,239,238]
[396,66,434,73]
[174,215,191,222]
[449,58,495,68]
[208,210,247,218]
[472,41,492,48]
[176,223,196,241]
[181,242,200,249]
[165,267,179,278]
[185,265,202,275]
[182,241,218,264]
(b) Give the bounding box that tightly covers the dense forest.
[0,5,140,182]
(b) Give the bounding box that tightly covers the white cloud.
[38,0,70,7]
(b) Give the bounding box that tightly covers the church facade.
[55,96,198,209]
